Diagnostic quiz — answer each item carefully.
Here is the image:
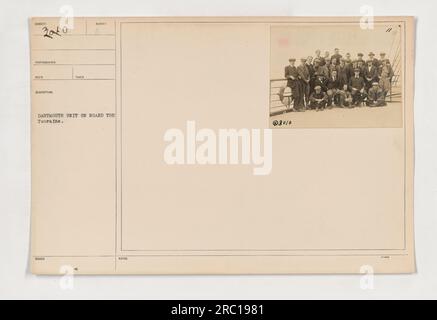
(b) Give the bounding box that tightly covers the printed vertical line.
[114,19,118,271]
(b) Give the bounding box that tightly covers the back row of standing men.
[284,48,395,110]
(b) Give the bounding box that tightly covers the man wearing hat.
[309,85,328,111]
[284,58,302,110]
[331,48,343,65]
[367,82,386,107]
[349,68,366,106]
[379,52,389,65]
[363,59,378,91]
[297,57,311,108]
[356,53,365,65]
[368,52,379,67]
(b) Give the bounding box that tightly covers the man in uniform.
[297,58,311,108]
[349,68,366,106]
[309,85,328,111]
[367,82,386,107]
[284,58,302,111]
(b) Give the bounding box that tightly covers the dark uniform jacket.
[284,65,299,88]
[337,65,349,87]
[297,64,310,82]
[327,76,341,90]
[363,65,378,81]
[306,63,315,79]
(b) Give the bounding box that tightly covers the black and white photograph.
[270,23,404,128]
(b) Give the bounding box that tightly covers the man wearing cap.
[367,82,386,107]
[363,59,378,91]
[349,68,366,106]
[331,48,343,65]
[379,59,394,98]
[297,58,311,108]
[309,85,328,111]
[284,58,302,110]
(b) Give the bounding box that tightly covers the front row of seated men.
[300,67,387,111]
[309,82,385,111]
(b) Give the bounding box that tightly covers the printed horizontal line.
[32,78,115,81]
[33,64,115,66]
[32,49,115,51]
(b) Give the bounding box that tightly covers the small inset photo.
[270,23,404,128]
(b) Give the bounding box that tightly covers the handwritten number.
[42,26,62,39]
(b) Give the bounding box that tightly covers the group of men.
[282,48,395,111]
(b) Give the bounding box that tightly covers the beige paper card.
[30,16,415,274]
